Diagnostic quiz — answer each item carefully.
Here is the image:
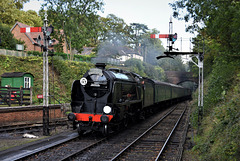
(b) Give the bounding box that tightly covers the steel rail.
[0,119,68,133]
[110,105,179,161]
[177,104,190,161]
[155,106,186,161]
[60,137,107,161]
[5,132,79,161]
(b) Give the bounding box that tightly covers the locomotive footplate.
[77,121,107,132]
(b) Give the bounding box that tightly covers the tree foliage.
[157,56,186,72]
[0,0,42,26]
[97,14,131,58]
[170,1,240,160]
[0,23,24,50]
[99,14,131,45]
[14,0,30,9]
[124,58,166,81]
[170,0,240,53]
[140,29,164,65]
[41,0,104,60]
[171,0,240,77]
[129,23,149,48]
[97,14,185,72]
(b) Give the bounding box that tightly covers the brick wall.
[0,105,66,126]
[11,25,42,52]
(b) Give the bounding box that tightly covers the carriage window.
[24,77,31,88]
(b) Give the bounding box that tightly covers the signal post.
[20,11,54,136]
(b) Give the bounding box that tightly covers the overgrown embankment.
[190,56,240,160]
[0,55,94,104]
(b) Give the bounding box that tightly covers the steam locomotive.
[68,63,191,135]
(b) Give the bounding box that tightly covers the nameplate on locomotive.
[88,68,103,76]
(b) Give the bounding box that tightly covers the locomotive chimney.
[95,63,106,69]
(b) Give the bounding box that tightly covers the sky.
[23,0,195,57]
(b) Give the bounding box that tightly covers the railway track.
[0,118,68,134]
[0,131,80,161]
[110,103,187,161]
[58,102,189,161]
[16,133,107,161]
[1,102,190,161]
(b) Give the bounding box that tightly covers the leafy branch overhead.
[0,0,42,26]
[170,0,240,53]
[41,0,104,60]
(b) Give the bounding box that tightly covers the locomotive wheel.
[102,124,108,136]
[77,126,85,136]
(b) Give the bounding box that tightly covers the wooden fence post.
[8,87,11,107]
[30,87,33,105]
[20,87,23,106]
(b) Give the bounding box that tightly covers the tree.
[14,0,30,9]
[170,0,240,53]
[0,23,24,50]
[129,23,148,49]
[124,58,166,81]
[42,0,104,60]
[96,14,133,58]
[157,56,186,72]
[99,14,131,45]
[139,29,165,65]
[0,0,41,26]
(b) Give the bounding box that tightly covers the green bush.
[191,56,240,160]
[27,51,42,56]
[204,56,239,112]
[27,51,96,62]
[124,58,166,81]
[51,57,94,100]
[0,23,24,50]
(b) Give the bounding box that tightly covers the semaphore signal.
[150,33,177,43]
[19,13,54,136]
[150,34,169,39]
[20,27,42,33]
